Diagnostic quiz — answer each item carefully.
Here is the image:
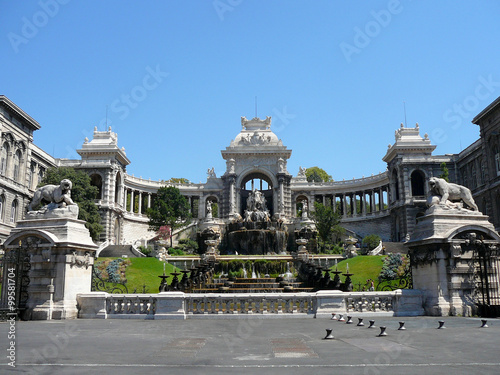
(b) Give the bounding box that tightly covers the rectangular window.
[495,153,500,176]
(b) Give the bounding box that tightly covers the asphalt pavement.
[1,316,499,375]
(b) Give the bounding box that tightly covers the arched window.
[410,170,425,196]
[296,195,308,217]
[240,173,273,215]
[90,173,103,200]
[29,163,36,189]
[13,149,22,181]
[1,143,9,176]
[38,167,45,185]
[10,200,18,223]
[494,145,500,176]
[205,196,218,218]
[0,195,4,221]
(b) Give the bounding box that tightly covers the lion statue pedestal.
[1,179,97,320]
[405,178,500,317]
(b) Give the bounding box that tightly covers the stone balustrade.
[77,289,424,319]
[186,293,315,316]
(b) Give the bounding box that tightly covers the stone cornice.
[0,95,41,131]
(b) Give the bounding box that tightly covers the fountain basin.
[227,229,287,255]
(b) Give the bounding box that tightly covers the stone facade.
[1,94,500,246]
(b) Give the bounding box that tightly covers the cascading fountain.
[225,189,288,255]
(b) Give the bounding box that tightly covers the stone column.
[378,189,382,211]
[229,176,236,216]
[342,194,347,218]
[130,190,134,213]
[138,191,143,214]
[361,192,366,216]
[148,193,151,209]
[278,176,285,215]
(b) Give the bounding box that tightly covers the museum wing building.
[1,94,499,246]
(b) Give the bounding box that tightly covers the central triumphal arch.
[220,116,293,220]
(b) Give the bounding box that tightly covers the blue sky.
[1,0,500,183]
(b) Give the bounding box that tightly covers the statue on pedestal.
[427,177,478,212]
[27,179,79,219]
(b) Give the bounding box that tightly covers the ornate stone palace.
[1,94,500,246]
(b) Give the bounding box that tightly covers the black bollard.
[480,320,488,328]
[368,320,376,328]
[437,320,446,329]
[357,318,364,327]
[331,313,337,320]
[378,326,387,336]
[324,328,335,340]
[338,314,345,322]
[346,315,353,324]
[398,321,406,330]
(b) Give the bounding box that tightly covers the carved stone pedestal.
[3,207,97,320]
[407,205,500,316]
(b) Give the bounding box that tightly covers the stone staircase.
[382,242,408,254]
[98,245,139,258]
[191,277,314,293]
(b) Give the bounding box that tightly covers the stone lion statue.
[428,177,478,211]
[28,179,76,211]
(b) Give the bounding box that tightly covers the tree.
[310,202,341,251]
[439,162,449,182]
[305,167,333,183]
[362,234,381,250]
[331,224,346,244]
[146,186,191,248]
[40,167,103,241]
[167,177,190,184]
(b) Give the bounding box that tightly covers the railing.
[77,289,425,319]
[96,240,109,257]
[345,293,393,313]
[186,294,315,315]
[106,294,156,315]
[368,241,383,255]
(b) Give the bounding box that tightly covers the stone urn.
[345,237,358,258]
[296,238,309,261]
[204,239,219,262]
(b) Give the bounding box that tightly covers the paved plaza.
[1,316,499,375]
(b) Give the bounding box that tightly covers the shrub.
[138,245,152,256]
[177,238,199,253]
[362,234,381,250]
[95,258,131,283]
[378,253,409,281]
[168,248,185,256]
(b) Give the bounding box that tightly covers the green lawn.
[95,257,180,294]
[332,256,385,291]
